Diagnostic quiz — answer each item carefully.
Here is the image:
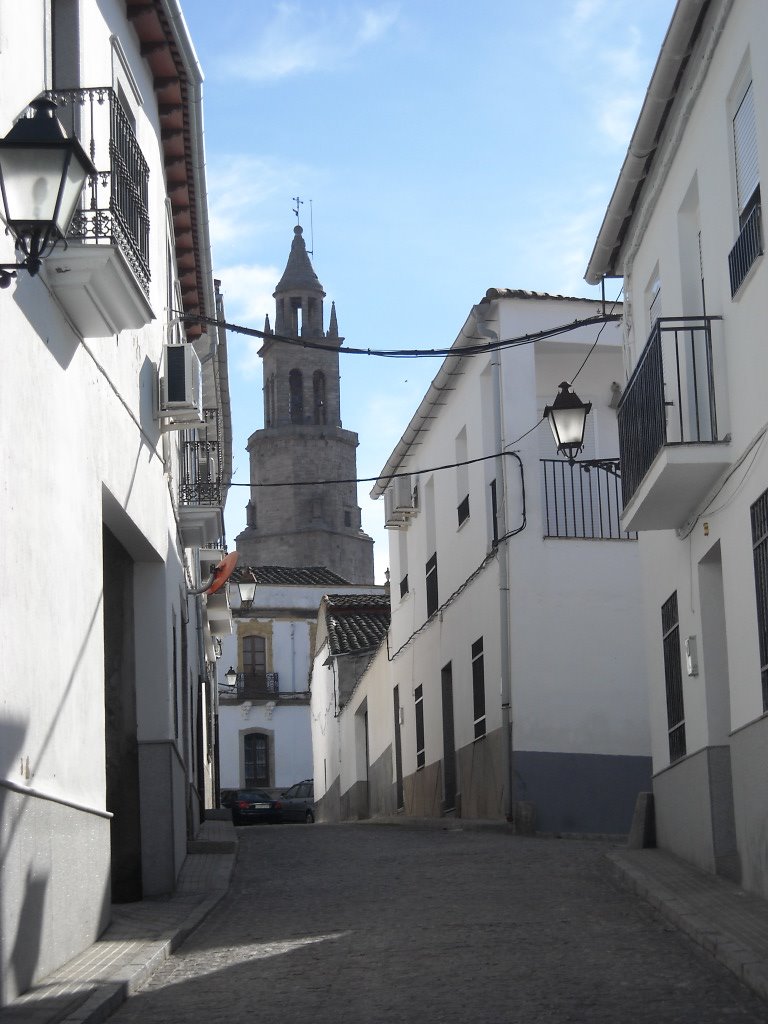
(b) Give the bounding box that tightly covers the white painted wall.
[613,0,768,767]
[314,294,650,822]
[0,1,221,1001]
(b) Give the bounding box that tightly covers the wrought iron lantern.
[543,381,592,463]
[237,573,257,611]
[224,666,238,688]
[0,97,96,286]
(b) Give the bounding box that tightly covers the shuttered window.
[734,81,759,222]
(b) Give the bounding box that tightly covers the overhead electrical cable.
[175,309,621,359]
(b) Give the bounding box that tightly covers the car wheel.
[305,809,315,824]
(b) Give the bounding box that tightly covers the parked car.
[280,780,315,823]
[230,789,281,825]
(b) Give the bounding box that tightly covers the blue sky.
[180,0,677,581]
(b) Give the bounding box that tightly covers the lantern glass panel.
[0,147,69,228]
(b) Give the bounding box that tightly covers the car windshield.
[238,791,270,801]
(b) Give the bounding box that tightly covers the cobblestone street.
[105,823,767,1024]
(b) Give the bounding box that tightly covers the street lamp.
[237,572,257,611]
[224,666,238,688]
[0,97,96,287]
[543,382,592,463]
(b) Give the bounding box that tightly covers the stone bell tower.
[235,225,374,584]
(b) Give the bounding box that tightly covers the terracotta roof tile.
[232,565,351,586]
[325,594,391,656]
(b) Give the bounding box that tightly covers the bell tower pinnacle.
[236,226,374,584]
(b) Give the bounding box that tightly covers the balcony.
[219,671,309,703]
[729,203,763,297]
[618,317,730,531]
[541,459,635,540]
[178,409,226,548]
[40,88,153,337]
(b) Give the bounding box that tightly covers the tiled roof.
[483,288,620,305]
[231,565,351,586]
[325,594,391,656]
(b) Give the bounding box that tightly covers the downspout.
[474,304,514,823]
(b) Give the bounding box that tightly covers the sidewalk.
[0,815,237,1024]
[608,846,768,1003]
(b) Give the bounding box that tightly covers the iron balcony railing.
[728,203,763,297]
[217,672,310,701]
[541,459,635,540]
[44,87,150,294]
[180,409,223,508]
[618,316,721,508]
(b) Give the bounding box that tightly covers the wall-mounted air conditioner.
[393,474,418,516]
[384,486,408,530]
[157,343,203,424]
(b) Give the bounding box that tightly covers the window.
[289,369,303,424]
[729,78,763,296]
[490,479,499,546]
[471,638,486,739]
[244,733,269,787]
[242,635,266,695]
[456,427,469,527]
[344,509,352,527]
[734,81,759,225]
[661,593,686,762]
[457,494,470,527]
[313,370,326,425]
[425,553,438,617]
[415,685,425,769]
[400,574,409,599]
[751,489,768,710]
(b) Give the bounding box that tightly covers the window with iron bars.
[415,684,425,769]
[661,593,686,763]
[751,489,768,710]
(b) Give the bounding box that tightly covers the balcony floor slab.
[621,442,731,532]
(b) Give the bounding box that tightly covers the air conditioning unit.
[158,343,203,422]
[384,487,408,530]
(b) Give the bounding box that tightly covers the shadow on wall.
[0,716,32,1005]
[0,591,106,1005]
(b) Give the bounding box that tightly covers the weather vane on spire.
[292,196,304,225]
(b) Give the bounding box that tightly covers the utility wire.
[569,284,624,386]
[225,449,527,488]
[177,309,620,359]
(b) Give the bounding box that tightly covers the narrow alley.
[103,823,766,1024]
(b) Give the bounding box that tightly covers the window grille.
[415,685,425,769]
[751,490,768,711]
[425,553,438,617]
[661,593,686,762]
[471,637,486,739]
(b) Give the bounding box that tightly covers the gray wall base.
[514,750,652,835]
[138,741,187,897]
[0,791,110,1006]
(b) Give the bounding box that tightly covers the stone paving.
[103,823,768,1024]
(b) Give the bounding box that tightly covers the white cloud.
[213,262,280,379]
[225,3,400,82]
[558,6,658,151]
[572,0,607,24]
[598,92,646,147]
[206,155,308,250]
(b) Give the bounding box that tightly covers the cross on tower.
[292,196,304,224]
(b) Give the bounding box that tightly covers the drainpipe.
[473,304,514,822]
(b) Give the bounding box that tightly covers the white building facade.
[312,291,652,832]
[586,0,768,893]
[220,569,385,796]
[0,1,231,1004]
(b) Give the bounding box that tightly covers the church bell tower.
[235,225,374,584]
